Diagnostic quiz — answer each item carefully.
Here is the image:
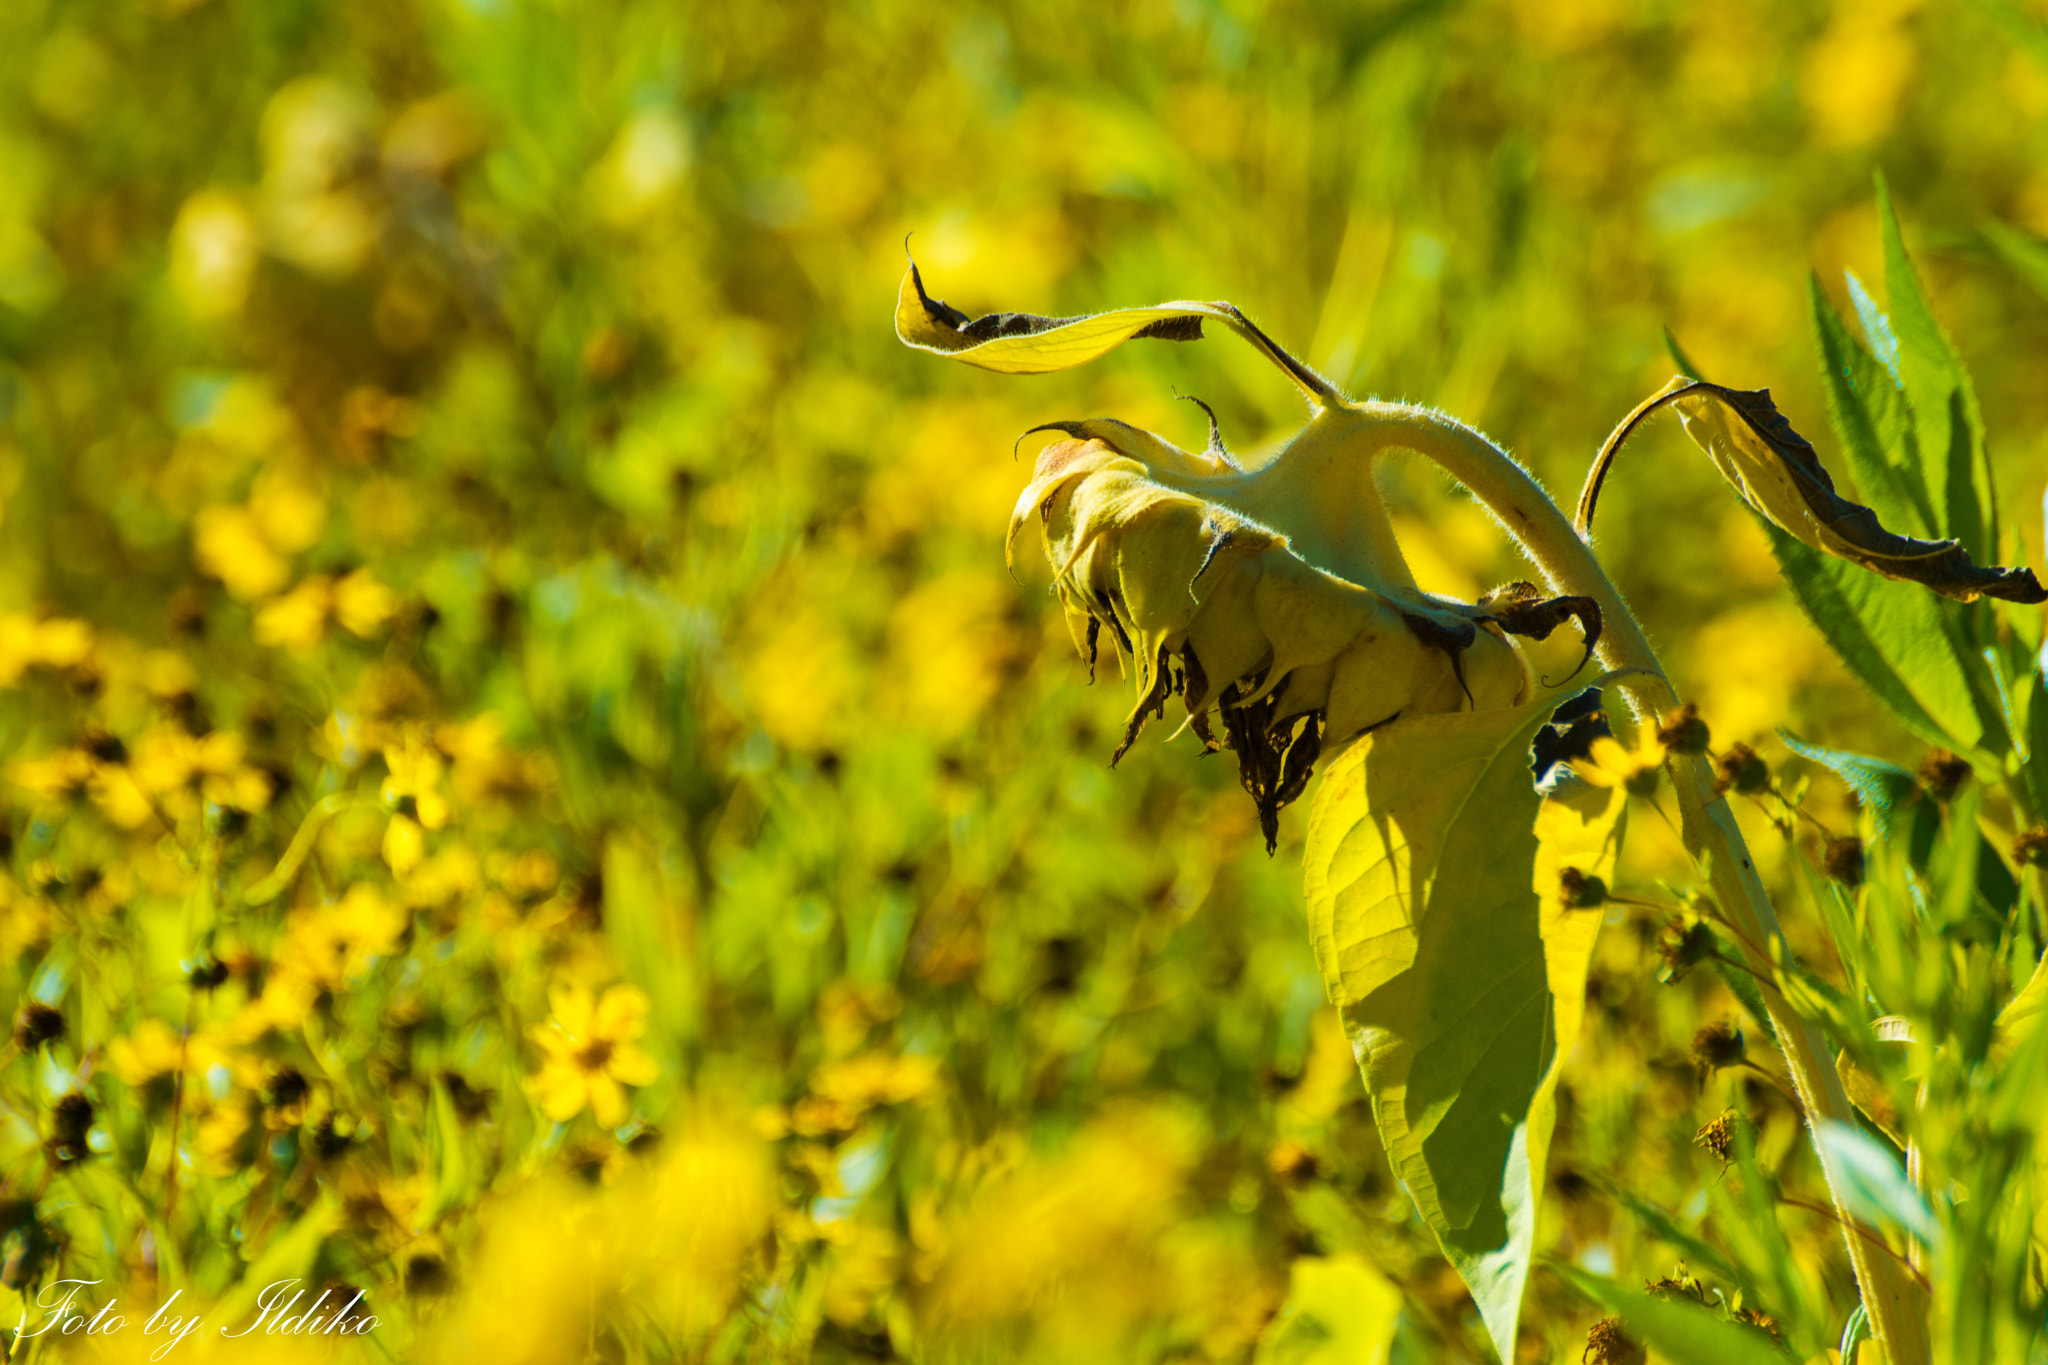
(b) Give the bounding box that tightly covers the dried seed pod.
[1916,748,1970,801]
[1582,1315,1646,1365]
[1690,1018,1746,1084]
[1716,742,1769,795]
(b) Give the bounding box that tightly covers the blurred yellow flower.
[527,983,661,1127]
[382,729,451,828]
[255,575,333,653]
[194,505,292,600]
[0,612,94,686]
[1569,730,1668,798]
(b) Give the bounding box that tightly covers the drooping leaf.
[895,260,1340,403]
[1303,686,1621,1361]
[1579,377,2046,605]
[1877,173,1996,562]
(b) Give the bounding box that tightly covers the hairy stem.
[1368,400,1931,1365]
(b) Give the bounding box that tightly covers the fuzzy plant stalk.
[897,260,2043,1362]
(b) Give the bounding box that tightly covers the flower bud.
[1716,742,1769,795]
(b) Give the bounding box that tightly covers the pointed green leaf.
[1809,273,1935,536]
[1815,1119,1938,1244]
[1877,173,1995,561]
[1304,691,1622,1362]
[1983,222,2048,306]
[1777,729,1920,841]
[1764,521,1997,750]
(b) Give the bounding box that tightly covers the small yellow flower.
[333,567,398,637]
[1569,730,1667,798]
[526,982,661,1127]
[254,574,334,653]
[381,728,450,828]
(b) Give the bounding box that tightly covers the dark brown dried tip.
[1478,581,1602,685]
[1916,748,1971,802]
[1691,1019,1746,1084]
[1583,1315,1646,1365]
[1823,834,1864,888]
[1655,703,1710,757]
[1694,1108,1738,1167]
[1716,743,1769,795]
[1217,680,1323,854]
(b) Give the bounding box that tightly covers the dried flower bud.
[1694,1108,1738,1166]
[1655,703,1710,756]
[1582,1314,1646,1365]
[12,1003,65,1051]
[46,1092,94,1167]
[1823,834,1864,888]
[1690,1019,1746,1084]
[1734,1306,1783,1344]
[1559,867,1608,908]
[1644,1266,1708,1304]
[1716,742,1769,795]
[1916,748,1971,802]
[2016,827,2048,869]
[1267,1139,1319,1186]
[1656,917,1716,984]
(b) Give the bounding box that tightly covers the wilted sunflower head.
[900,260,1600,848]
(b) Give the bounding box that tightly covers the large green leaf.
[1877,173,1995,562]
[1303,696,1623,1361]
[1765,522,1995,751]
[1809,273,1935,538]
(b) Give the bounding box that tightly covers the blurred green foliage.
[2,0,2047,1360]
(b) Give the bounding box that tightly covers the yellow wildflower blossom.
[382,728,450,828]
[0,613,94,685]
[254,575,334,653]
[194,504,292,599]
[333,568,399,636]
[7,748,94,801]
[526,983,661,1127]
[1569,729,1668,798]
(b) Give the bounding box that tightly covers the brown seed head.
[12,1003,65,1051]
[1690,1019,1746,1084]
[1716,743,1769,795]
[1644,1265,1707,1304]
[1656,703,1710,756]
[1656,917,1716,984]
[2016,827,2048,869]
[1583,1315,1646,1365]
[1823,834,1864,888]
[1267,1139,1319,1186]
[1559,867,1608,909]
[1694,1108,1738,1166]
[1916,748,1971,801]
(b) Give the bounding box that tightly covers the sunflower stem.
[1366,400,1931,1365]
